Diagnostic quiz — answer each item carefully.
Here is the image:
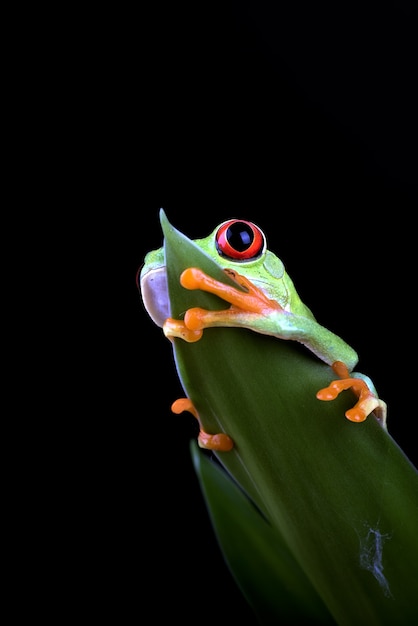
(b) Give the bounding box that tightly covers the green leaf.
[160,210,418,624]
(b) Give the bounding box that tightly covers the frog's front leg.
[171,398,234,451]
[185,266,284,331]
[163,267,283,341]
[317,361,388,429]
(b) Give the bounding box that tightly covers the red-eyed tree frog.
[139,218,387,450]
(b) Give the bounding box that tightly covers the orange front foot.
[179,267,283,333]
[171,398,234,451]
[316,361,387,428]
[163,267,283,341]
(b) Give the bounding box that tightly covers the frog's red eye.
[215,219,265,260]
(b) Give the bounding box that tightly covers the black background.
[70,2,418,622]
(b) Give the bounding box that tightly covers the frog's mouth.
[139,265,170,328]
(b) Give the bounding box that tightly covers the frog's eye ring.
[215,219,266,260]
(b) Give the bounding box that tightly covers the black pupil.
[226,223,253,251]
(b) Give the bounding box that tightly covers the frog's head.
[138,218,287,327]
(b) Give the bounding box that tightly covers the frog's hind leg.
[317,361,387,429]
